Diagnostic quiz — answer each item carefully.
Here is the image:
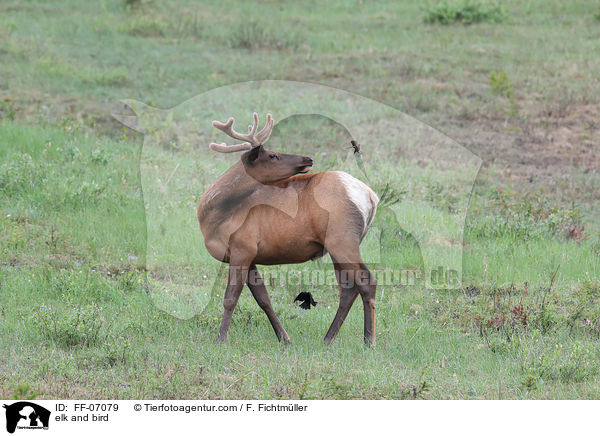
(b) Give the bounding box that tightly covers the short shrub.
[102,334,132,366]
[9,384,39,400]
[229,20,300,50]
[0,99,16,121]
[32,301,103,348]
[423,0,503,25]
[468,189,585,241]
[521,334,600,383]
[127,17,166,37]
[90,148,112,165]
[489,70,513,99]
[566,280,600,338]
[0,153,40,196]
[425,181,459,213]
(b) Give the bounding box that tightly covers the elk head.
[210,113,313,184]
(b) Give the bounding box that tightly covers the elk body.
[197,113,379,345]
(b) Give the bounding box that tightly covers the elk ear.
[247,145,262,162]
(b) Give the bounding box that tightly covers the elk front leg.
[247,265,291,343]
[216,263,250,343]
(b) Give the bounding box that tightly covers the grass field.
[1,0,599,399]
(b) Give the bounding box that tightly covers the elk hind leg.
[324,261,359,344]
[324,246,377,346]
[357,263,376,347]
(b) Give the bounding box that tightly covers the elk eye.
[269,154,277,160]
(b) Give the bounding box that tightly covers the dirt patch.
[452,100,599,206]
[519,101,598,170]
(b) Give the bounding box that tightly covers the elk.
[197,113,379,345]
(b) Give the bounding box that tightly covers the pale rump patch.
[334,171,379,235]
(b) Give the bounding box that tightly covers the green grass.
[1,0,599,120]
[0,118,598,399]
[0,0,599,399]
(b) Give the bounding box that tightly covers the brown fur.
[199,116,378,345]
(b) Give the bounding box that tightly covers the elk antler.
[209,112,274,153]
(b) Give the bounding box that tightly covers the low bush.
[423,0,503,25]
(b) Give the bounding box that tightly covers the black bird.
[294,292,317,310]
[349,140,369,182]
